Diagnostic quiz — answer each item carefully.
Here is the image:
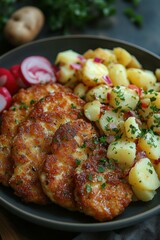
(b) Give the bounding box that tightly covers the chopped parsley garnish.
[75,159,81,166]
[97,175,103,182]
[71,103,77,109]
[101,182,107,189]
[80,142,86,148]
[30,99,36,105]
[129,124,137,134]
[97,166,105,173]
[86,184,92,193]
[88,173,93,181]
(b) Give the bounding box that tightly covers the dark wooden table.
[0,1,160,239]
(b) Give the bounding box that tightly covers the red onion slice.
[20,56,56,86]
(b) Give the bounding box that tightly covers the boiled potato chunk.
[99,109,124,136]
[83,48,117,65]
[58,65,76,84]
[55,50,79,65]
[144,91,160,108]
[125,117,141,140]
[150,83,160,92]
[132,186,156,202]
[127,55,142,69]
[154,162,160,179]
[81,59,109,87]
[74,83,88,99]
[85,84,111,103]
[155,68,160,81]
[108,64,129,87]
[127,69,157,90]
[138,131,160,160]
[109,86,139,111]
[84,100,101,121]
[128,158,160,190]
[138,101,154,120]
[107,139,136,168]
[113,47,132,66]
[147,113,160,134]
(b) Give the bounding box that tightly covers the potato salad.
[55,47,160,202]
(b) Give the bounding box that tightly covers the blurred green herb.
[124,7,143,27]
[124,0,141,7]
[0,0,17,31]
[36,0,116,31]
[0,0,142,33]
[124,0,142,27]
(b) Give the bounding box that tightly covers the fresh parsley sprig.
[0,0,143,33]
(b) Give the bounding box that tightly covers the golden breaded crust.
[74,146,133,221]
[9,92,85,204]
[40,119,98,210]
[0,83,69,185]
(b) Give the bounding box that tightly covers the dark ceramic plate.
[0,35,160,232]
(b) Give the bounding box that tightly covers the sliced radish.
[10,65,28,88]
[10,65,20,79]
[0,87,12,113]
[0,68,19,95]
[19,56,56,86]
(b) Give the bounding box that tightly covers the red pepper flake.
[140,100,148,109]
[107,92,111,101]
[128,84,142,97]
[154,158,160,165]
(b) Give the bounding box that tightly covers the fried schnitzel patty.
[9,92,85,204]
[74,146,133,221]
[40,119,98,210]
[0,83,69,186]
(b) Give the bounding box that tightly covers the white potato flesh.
[143,91,160,108]
[84,100,101,122]
[132,186,156,202]
[138,131,160,160]
[85,84,111,103]
[83,48,117,65]
[74,83,88,99]
[154,162,160,179]
[127,55,142,69]
[149,83,160,92]
[129,158,160,190]
[127,68,157,90]
[108,63,129,87]
[81,59,109,87]
[99,109,124,136]
[155,68,160,82]
[113,47,132,66]
[58,65,76,84]
[138,103,154,120]
[55,50,79,65]
[109,86,139,111]
[107,139,136,168]
[125,117,141,140]
[93,48,117,65]
[147,113,160,134]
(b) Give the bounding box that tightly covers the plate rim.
[1,34,160,60]
[0,193,160,232]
